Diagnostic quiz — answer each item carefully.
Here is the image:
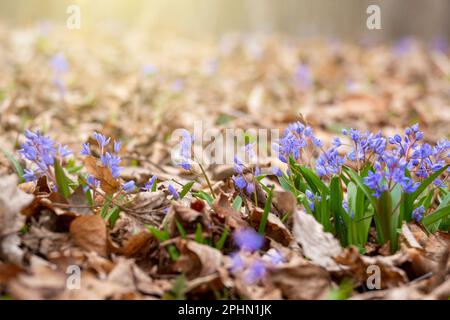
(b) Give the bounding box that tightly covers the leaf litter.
[0,25,449,300]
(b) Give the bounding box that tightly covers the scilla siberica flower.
[233,228,264,252]
[273,122,322,163]
[176,129,193,170]
[412,206,425,222]
[232,144,259,195]
[168,184,180,200]
[50,53,69,93]
[143,175,157,192]
[122,180,136,193]
[20,130,72,183]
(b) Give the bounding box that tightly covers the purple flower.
[19,130,63,183]
[122,180,136,193]
[57,144,72,158]
[50,53,69,74]
[100,152,122,178]
[233,155,244,174]
[141,64,158,76]
[80,142,90,156]
[85,175,100,191]
[113,140,122,153]
[316,147,346,177]
[293,63,312,90]
[233,175,247,190]
[168,184,180,200]
[230,252,244,273]
[363,170,386,197]
[177,129,193,170]
[23,168,36,182]
[143,175,157,191]
[274,121,322,163]
[245,182,255,195]
[412,206,425,222]
[93,132,110,149]
[234,228,264,252]
[272,167,283,177]
[267,250,284,264]
[244,260,266,284]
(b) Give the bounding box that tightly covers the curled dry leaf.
[165,203,211,237]
[293,210,342,269]
[111,231,153,257]
[126,191,170,225]
[69,215,109,257]
[335,246,408,289]
[249,207,293,246]
[0,174,34,237]
[272,190,296,217]
[268,258,332,300]
[211,193,248,229]
[173,240,223,279]
[84,155,120,194]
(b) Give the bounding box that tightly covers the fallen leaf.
[0,174,34,237]
[268,258,332,299]
[173,240,223,279]
[249,207,293,246]
[69,215,109,257]
[212,193,248,229]
[293,210,342,269]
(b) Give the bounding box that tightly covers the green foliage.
[1,148,24,182]
[284,156,449,252]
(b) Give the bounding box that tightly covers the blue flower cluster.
[81,132,136,193]
[364,124,448,197]
[273,122,322,164]
[230,228,283,284]
[20,130,72,183]
[272,122,448,199]
[232,144,260,195]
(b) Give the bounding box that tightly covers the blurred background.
[0,0,449,41]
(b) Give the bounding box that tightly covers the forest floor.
[0,25,449,300]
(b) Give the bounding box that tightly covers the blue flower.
[177,129,193,170]
[143,175,157,191]
[100,152,122,178]
[122,180,136,193]
[245,182,255,195]
[168,184,180,200]
[113,140,122,153]
[272,167,283,177]
[234,228,264,252]
[363,170,385,197]
[80,142,90,156]
[244,260,266,284]
[230,252,244,273]
[316,147,346,177]
[57,144,72,158]
[293,64,312,90]
[412,206,425,222]
[233,155,244,174]
[93,132,110,149]
[19,130,65,183]
[23,168,36,182]
[84,175,100,191]
[50,53,69,74]
[233,175,247,190]
[267,250,284,264]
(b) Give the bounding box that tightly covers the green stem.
[198,163,216,199]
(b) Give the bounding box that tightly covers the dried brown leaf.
[69,215,109,257]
